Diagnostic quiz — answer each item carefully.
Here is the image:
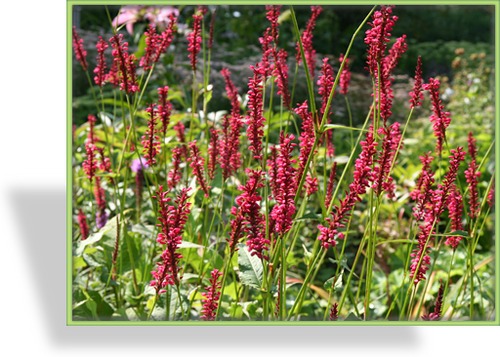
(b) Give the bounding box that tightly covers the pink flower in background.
[113,6,179,35]
[265,5,281,43]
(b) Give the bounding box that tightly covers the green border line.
[67,0,499,326]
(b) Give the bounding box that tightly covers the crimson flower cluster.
[77,209,89,241]
[141,104,161,166]
[187,14,203,72]
[157,86,173,136]
[246,65,266,160]
[295,101,316,187]
[423,77,452,154]
[296,6,322,78]
[229,170,268,260]
[421,281,444,321]
[109,34,139,93]
[189,141,210,197]
[72,26,88,71]
[151,187,191,292]
[269,133,297,236]
[201,269,222,321]
[409,56,424,108]
[318,126,377,249]
[338,54,351,95]
[464,132,481,219]
[445,184,464,250]
[372,122,402,198]
[410,148,466,284]
[140,14,177,70]
[94,36,108,86]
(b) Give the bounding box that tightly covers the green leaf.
[323,274,343,292]
[237,243,263,289]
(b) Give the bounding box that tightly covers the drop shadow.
[11,187,418,349]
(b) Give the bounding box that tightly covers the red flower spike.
[219,114,242,180]
[409,56,424,108]
[94,176,108,229]
[411,152,435,221]
[94,36,108,86]
[109,34,139,93]
[167,146,183,189]
[317,57,335,118]
[140,25,159,70]
[201,269,222,321]
[207,128,219,180]
[445,184,464,250]
[329,302,339,321]
[77,209,89,240]
[273,48,291,109]
[151,187,191,292]
[72,26,88,71]
[423,78,452,155]
[258,28,274,78]
[265,5,281,44]
[465,132,481,219]
[339,54,351,95]
[189,141,210,197]
[141,104,161,166]
[372,122,402,199]
[152,13,177,63]
[187,14,203,72]
[422,281,444,321]
[246,64,266,160]
[318,126,377,249]
[270,133,297,235]
[487,185,495,208]
[410,148,466,284]
[157,86,172,137]
[364,6,397,75]
[232,170,269,260]
[295,101,316,189]
[325,162,337,207]
[296,6,322,78]
[83,141,97,182]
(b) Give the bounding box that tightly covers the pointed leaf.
[237,243,263,289]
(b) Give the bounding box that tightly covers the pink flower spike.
[140,25,159,70]
[409,56,424,108]
[109,34,139,93]
[273,48,291,109]
[189,141,210,197]
[77,209,89,240]
[487,184,494,208]
[295,100,316,188]
[141,104,161,166]
[72,26,88,71]
[201,269,222,321]
[339,54,351,95]
[246,64,266,160]
[422,281,444,321]
[423,77,452,154]
[235,170,269,260]
[207,128,219,180]
[152,13,177,63]
[187,14,203,72]
[372,122,402,198]
[465,132,480,219]
[270,133,297,235]
[94,36,108,86]
[167,146,183,189]
[94,176,108,229]
[151,186,191,292]
[265,5,281,43]
[157,86,173,136]
[296,6,322,78]
[445,184,464,250]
